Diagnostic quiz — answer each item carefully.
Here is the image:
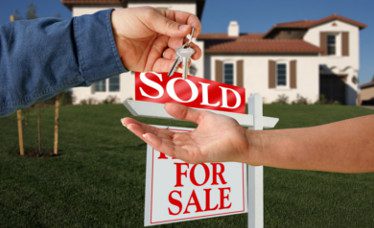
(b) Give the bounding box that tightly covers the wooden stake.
[16,110,25,156]
[37,105,41,154]
[53,95,61,155]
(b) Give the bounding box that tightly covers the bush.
[60,91,75,105]
[315,94,328,104]
[80,98,99,105]
[272,94,289,104]
[292,94,309,105]
[102,96,119,104]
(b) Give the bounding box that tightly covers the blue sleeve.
[0,9,126,116]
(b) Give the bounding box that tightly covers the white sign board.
[144,126,247,226]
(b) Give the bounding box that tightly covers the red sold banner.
[135,72,246,113]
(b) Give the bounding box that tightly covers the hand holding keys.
[168,28,196,79]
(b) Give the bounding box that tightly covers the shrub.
[272,94,289,104]
[102,96,119,104]
[80,98,99,105]
[315,94,328,104]
[292,94,309,105]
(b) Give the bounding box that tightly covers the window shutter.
[236,60,244,87]
[268,60,276,88]
[342,32,349,56]
[320,32,328,56]
[215,60,223,82]
[290,60,297,89]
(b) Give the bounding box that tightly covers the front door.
[319,74,347,104]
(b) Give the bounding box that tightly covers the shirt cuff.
[73,9,127,85]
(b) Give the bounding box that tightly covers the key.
[168,47,183,77]
[177,47,195,79]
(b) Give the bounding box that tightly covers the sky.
[0,0,373,84]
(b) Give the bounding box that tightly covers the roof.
[275,14,367,29]
[198,33,264,40]
[360,80,374,89]
[264,14,367,38]
[203,39,322,55]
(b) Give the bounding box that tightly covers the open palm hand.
[122,103,251,164]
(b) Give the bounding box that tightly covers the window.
[276,63,287,86]
[223,63,234,85]
[109,75,120,92]
[94,80,106,92]
[92,75,120,93]
[327,34,336,55]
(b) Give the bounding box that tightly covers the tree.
[11,10,22,21]
[26,3,38,20]
[10,14,25,156]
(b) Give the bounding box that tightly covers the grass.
[0,104,373,227]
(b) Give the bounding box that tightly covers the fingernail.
[179,24,189,31]
[120,118,127,127]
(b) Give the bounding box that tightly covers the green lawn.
[0,104,373,227]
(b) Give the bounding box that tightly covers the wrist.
[244,129,264,166]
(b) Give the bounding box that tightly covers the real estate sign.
[135,72,246,113]
[144,126,247,226]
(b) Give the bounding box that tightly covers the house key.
[167,45,195,79]
[168,27,196,79]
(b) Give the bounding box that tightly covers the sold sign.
[144,126,247,226]
[135,72,246,113]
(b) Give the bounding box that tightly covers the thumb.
[145,10,191,37]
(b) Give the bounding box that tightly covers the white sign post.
[124,94,278,227]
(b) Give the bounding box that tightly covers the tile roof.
[198,33,264,40]
[265,14,367,38]
[204,39,322,55]
[360,80,374,89]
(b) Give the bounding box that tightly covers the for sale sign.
[135,72,246,113]
[144,126,247,226]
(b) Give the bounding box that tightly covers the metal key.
[168,45,185,77]
[168,27,196,79]
[178,47,195,79]
[168,46,195,79]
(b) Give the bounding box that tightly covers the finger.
[164,103,204,124]
[143,133,176,156]
[168,37,184,49]
[126,123,146,139]
[145,35,169,70]
[189,42,202,60]
[162,9,201,37]
[143,9,191,37]
[163,48,176,60]
[121,117,173,139]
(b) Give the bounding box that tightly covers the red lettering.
[174,163,189,187]
[211,163,227,185]
[204,188,219,211]
[183,190,203,214]
[219,187,232,209]
[157,152,168,159]
[168,190,182,215]
[190,163,210,186]
[135,72,246,113]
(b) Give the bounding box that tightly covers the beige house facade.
[62,0,367,105]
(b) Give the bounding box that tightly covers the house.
[359,78,374,105]
[62,0,367,105]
